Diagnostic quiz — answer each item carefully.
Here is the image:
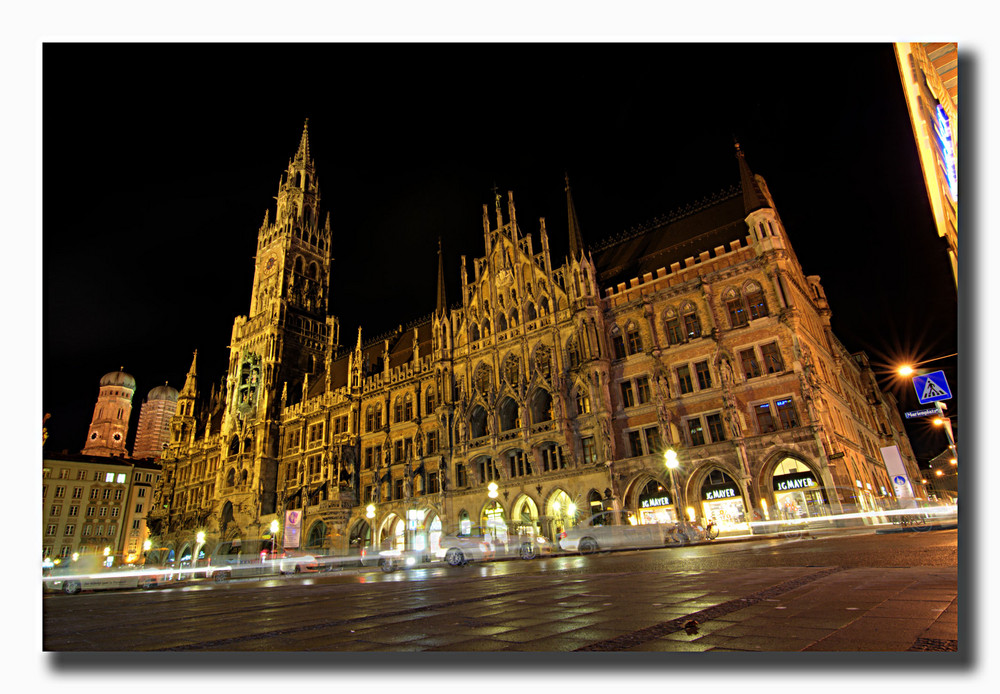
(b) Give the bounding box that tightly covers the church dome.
[100,368,136,390]
[147,383,179,402]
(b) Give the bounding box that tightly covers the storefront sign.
[639,493,671,508]
[703,486,738,501]
[773,472,817,491]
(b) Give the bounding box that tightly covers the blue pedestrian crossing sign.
[912,370,952,405]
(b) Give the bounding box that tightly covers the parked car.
[43,555,165,595]
[436,525,553,566]
[558,512,668,554]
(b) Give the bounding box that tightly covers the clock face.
[264,255,278,274]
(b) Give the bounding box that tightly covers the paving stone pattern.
[43,566,958,652]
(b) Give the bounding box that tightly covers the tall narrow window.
[739,348,761,379]
[682,305,702,339]
[726,291,748,328]
[665,314,684,345]
[611,330,626,360]
[706,412,726,443]
[626,325,643,355]
[695,361,712,390]
[635,376,651,404]
[627,431,644,457]
[581,437,597,465]
[575,387,591,415]
[745,284,769,320]
[687,418,706,446]
[620,381,635,408]
[760,342,784,374]
[676,365,694,395]
[775,398,799,428]
[644,426,662,454]
[755,403,776,433]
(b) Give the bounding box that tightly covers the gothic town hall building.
[147,123,921,561]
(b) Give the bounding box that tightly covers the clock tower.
[215,120,340,530]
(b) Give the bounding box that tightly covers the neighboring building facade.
[133,383,179,459]
[146,126,921,561]
[894,42,958,288]
[81,368,136,457]
[42,452,161,563]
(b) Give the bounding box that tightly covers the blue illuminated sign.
[935,105,958,200]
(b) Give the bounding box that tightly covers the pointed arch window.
[374,403,383,430]
[394,396,404,424]
[526,302,537,321]
[471,323,481,342]
[682,302,702,339]
[575,384,591,416]
[366,405,375,432]
[228,436,240,456]
[745,282,769,320]
[403,394,413,421]
[610,326,626,360]
[226,468,235,487]
[725,289,748,328]
[425,388,436,414]
[566,337,581,369]
[294,256,304,274]
[497,313,508,332]
[664,309,684,346]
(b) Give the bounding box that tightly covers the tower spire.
[436,237,447,316]
[565,173,585,260]
[180,350,198,399]
[295,118,311,164]
[735,140,768,215]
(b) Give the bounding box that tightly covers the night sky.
[42,43,958,463]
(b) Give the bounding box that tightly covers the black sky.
[42,43,958,463]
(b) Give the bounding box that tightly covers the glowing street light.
[664,449,681,523]
[896,353,958,377]
[365,504,376,519]
[487,481,499,499]
[270,519,279,559]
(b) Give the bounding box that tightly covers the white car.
[436,525,553,566]
[278,550,319,574]
[43,557,164,595]
[558,512,668,554]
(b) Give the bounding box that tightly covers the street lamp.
[896,353,958,377]
[270,519,279,559]
[664,449,681,523]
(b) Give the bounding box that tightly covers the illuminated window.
[116,473,126,484]
[581,437,596,465]
[575,386,591,415]
[726,291,747,328]
[105,473,114,483]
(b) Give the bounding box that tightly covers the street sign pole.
[935,402,957,456]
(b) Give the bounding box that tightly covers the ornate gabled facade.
[147,127,921,562]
